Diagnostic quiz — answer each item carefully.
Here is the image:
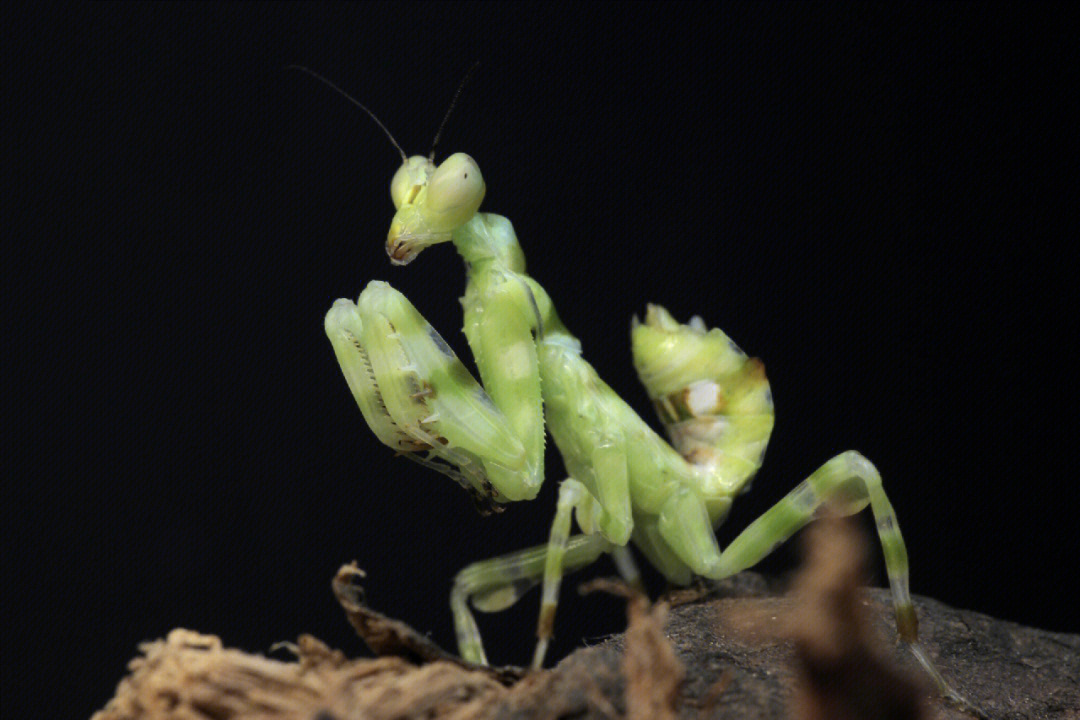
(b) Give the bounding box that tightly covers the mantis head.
[288,65,484,265]
[387,153,486,265]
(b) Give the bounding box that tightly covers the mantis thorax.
[452,214,526,274]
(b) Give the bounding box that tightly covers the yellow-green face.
[386,153,485,264]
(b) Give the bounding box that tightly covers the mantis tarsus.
[310,70,979,713]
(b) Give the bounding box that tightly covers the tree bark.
[93,571,1078,720]
[94,515,1077,720]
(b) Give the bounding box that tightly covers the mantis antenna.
[288,65,408,163]
[429,61,480,162]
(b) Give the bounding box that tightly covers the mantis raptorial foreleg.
[325,280,542,509]
[461,269,546,488]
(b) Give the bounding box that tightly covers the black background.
[8,4,1077,718]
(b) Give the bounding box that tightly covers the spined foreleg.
[325,280,543,505]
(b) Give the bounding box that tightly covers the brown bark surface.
[94,523,1079,720]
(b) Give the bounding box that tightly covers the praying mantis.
[306,68,977,712]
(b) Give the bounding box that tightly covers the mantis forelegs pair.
[323,148,976,711]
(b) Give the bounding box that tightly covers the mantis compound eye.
[425,153,485,226]
[386,153,485,265]
[390,155,436,210]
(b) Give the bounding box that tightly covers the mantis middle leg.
[450,525,608,664]
[452,456,636,668]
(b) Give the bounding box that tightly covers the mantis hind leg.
[707,450,975,710]
[450,480,608,666]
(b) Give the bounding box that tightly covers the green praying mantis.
[305,68,978,713]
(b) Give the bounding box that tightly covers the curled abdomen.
[632,304,775,490]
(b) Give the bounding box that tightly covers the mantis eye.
[390,156,436,210]
[425,153,485,224]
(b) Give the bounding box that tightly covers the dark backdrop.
[9,4,1076,719]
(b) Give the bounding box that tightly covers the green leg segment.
[709,452,906,614]
[702,450,972,708]
[532,479,615,669]
[609,544,643,591]
[450,480,608,666]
